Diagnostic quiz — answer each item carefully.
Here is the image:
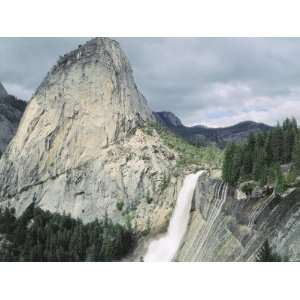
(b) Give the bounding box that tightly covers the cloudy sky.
[1,37,300,127]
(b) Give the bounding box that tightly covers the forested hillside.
[0,205,134,262]
[222,118,300,191]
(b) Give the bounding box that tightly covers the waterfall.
[144,170,204,262]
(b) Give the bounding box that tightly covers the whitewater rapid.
[144,170,204,262]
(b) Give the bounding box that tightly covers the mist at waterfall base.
[144,171,204,262]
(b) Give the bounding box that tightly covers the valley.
[0,37,300,262]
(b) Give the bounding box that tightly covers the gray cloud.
[1,37,300,127]
[0,37,89,99]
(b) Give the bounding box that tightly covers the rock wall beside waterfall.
[144,171,204,262]
[177,173,300,261]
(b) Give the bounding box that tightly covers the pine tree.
[241,149,253,178]
[274,163,285,194]
[282,118,297,163]
[259,165,268,187]
[222,143,240,185]
[263,133,273,166]
[244,134,256,174]
[253,144,266,182]
[293,137,300,175]
[231,144,243,185]
[271,124,283,163]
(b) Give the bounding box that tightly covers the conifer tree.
[271,124,283,163]
[263,134,273,166]
[253,143,266,182]
[293,137,300,175]
[274,163,285,194]
[282,118,297,163]
[222,143,238,185]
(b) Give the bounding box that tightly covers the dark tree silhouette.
[222,118,299,187]
[0,205,135,262]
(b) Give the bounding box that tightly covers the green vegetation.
[222,118,300,189]
[240,181,256,196]
[146,192,153,204]
[0,205,134,262]
[159,173,170,192]
[293,136,300,173]
[274,163,285,194]
[286,167,297,186]
[116,200,124,211]
[142,123,223,169]
[256,240,284,262]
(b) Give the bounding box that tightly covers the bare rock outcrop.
[177,173,300,261]
[0,82,8,98]
[0,38,181,233]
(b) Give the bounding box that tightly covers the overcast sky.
[1,37,300,127]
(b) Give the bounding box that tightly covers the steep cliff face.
[0,83,27,153]
[0,38,182,233]
[177,173,300,261]
[154,111,183,127]
[0,82,8,98]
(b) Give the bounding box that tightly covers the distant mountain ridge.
[154,111,272,147]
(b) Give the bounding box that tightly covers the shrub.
[146,193,153,204]
[240,181,256,196]
[116,200,124,211]
[159,174,170,192]
[286,167,297,186]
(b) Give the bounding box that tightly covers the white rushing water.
[144,170,204,262]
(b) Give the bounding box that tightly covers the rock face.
[177,173,300,261]
[154,111,183,127]
[0,82,8,98]
[0,38,181,232]
[0,84,27,153]
[155,111,272,147]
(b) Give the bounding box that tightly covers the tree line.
[0,204,134,262]
[222,117,300,190]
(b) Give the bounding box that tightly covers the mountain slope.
[0,38,183,233]
[0,83,26,153]
[0,82,8,98]
[155,111,272,147]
